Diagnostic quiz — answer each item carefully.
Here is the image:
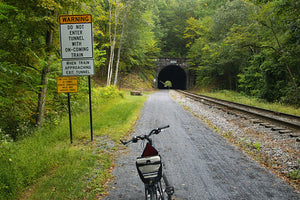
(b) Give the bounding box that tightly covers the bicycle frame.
[120,126,174,200]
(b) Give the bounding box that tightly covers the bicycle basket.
[136,155,162,183]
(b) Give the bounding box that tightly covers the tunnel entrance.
[158,65,187,89]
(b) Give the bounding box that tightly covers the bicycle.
[120,125,174,200]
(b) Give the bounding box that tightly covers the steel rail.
[176,90,300,131]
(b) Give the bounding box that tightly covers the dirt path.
[102,90,300,200]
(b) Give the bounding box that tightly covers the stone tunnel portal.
[158,65,187,90]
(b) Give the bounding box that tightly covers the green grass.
[198,90,300,116]
[253,141,262,151]
[289,160,300,180]
[0,88,148,199]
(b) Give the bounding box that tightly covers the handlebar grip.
[120,140,127,145]
[120,136,140,145]
[158,125,170,130]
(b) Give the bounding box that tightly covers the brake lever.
[132,136,138,143]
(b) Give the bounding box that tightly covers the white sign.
[62,59,94,76]
[59,14,94,76]
[60,23,93,59]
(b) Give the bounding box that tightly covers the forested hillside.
[1,0,299,141]
[184,0,300,107]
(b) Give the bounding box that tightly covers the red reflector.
[142,143,159,157]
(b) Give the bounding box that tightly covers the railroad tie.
[271,127,286,131]
[278,129,292,134]
[289,132,300,138]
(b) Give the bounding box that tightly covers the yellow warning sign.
[57,76,78,93]
[59,14,92,24]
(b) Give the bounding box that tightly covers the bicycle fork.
[162,173,174,197]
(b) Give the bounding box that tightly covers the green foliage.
[0,2,16,21]
[289,160,300,181]
[186,0,252,90]
[0,62,38,140]
[289,169,300,181]
[280,87,300,107]
[156,0,203,57]
[164,80,172,88]
[0,0,91,139]
[184,0,300,106]
[253,141,262,151]
[241,137,251,148]
[90,0,159,81]
[122,0,160,69]
[94,86,124,100]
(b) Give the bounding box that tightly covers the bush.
[280,87,300,107]
[94,86,124,100]
[289,160,300,180]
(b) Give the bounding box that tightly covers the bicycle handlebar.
[120,125,170,145]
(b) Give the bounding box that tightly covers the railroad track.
[176,90,300,137]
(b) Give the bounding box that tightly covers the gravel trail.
[102,90,300,200]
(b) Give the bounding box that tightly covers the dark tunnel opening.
[158,65,187,90]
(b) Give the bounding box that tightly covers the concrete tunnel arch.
[157,65,187,89]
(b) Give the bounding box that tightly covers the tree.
[119,0,160,73]
[113,0,132,86]
[106,0,134,86]
[164,80,172,89]
[252,1,298,88]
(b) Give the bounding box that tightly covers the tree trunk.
[36,29,53,127]
[107,0,113,85]
[114,1,130,86]
[107,0,120,86]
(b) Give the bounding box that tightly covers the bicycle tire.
[157,181,165,200]
[145,185,157,200]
